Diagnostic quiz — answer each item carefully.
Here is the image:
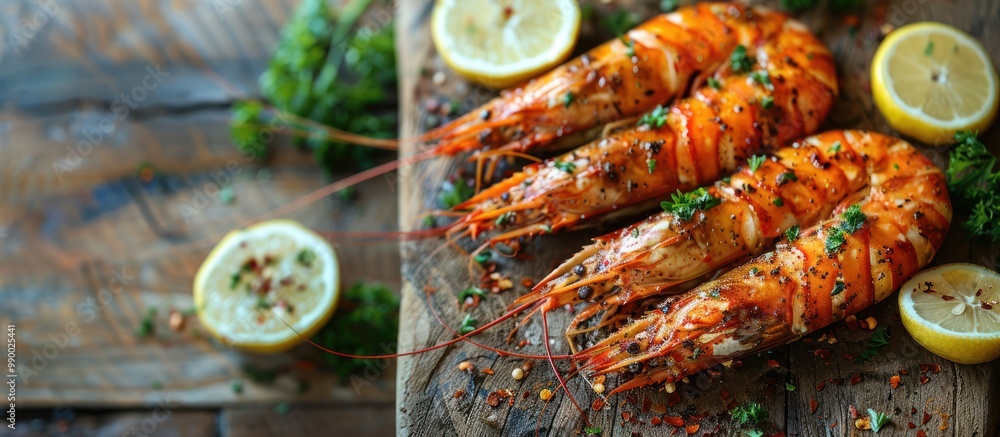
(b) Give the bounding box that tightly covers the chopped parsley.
[825,204,867,254]
[855,326,890,363]
[824,226,846,254]
[868,408,891,433]
[458,286,486,302]
[772,197,784,207]
[750,70,772,88]
[230,272,242,290]
[730,402,768,426]
[730,45,753,74]
[554,161,577,173]
[785,382,796,391]
[744,430,764,437]
[777,171,797,185]
[438,177,475,209]
[604,9,638,36]
[748,154,767,173]
[831,280,846,296]
[494,211,515,226]
[661,187,722,221]
[924,41,934,56]
[707,77,721,90]
[563,91,575,107]
[296,249,317,267]
[784,225,800,242]
[459,313,478,334]
[631,227,639,238]
[255,297,273,310]
[760,96,775,109]
[828,141,842,153]
[473,250,491,265]
[638,105,668,128]
[647,158,656,174]
[622,36,636,57]
[584,425,602,436]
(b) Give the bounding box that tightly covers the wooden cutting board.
[395,1,1000,435]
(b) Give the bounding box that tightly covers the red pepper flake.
[900,369,910,375]
[916,430,927,437]
[941,295,955,301]
[486,392,501,407]
[813,348,832,360]
[651,416,662,426]
[685,424,700,435]
[848,405,860,419]
[982,301,994,310]
[889,375,901,389]
[516,339,527,349]
[976,288,984,297]
[482,368,494,375]
[667,391,682,406]
[521,277,534,288]
[911,407,917,414]
[907,422,916,429]
[816,381,826,392]
[922,412,931,425]
[939,414,949,431]
[720,388,731,401]
[920,363,941,374]
[767,359,780,368]
[592,398,605,411]
[625,394,638,405]
[849,374,863,385]
[664,415,685,427]
[651,403,668,414]
[642,396,652,413]
[810,397,819,414]
[919,375,931,385]
[621,411,631,422]
[732,360,743,369]
[523,390,531,399]
[453,389,465,398]
[725,400,738,410]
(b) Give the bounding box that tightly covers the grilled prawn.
[573,131,952,393]
[443,4,836,249]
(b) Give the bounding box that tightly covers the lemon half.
[194,220,339,353]
[431,0,581,89]
[871,22,999,145]
[898,263,1000,364]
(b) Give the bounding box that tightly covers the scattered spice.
[486,392,501,407]
[458,361,475,373]
[638,105,668,128]
[511,368,525,381]
[730,402,768,425]
[539,389,553,401]
[855,326,890,363]
[868,408,891,433]
[889,375,900,389]
[748,154,766,173]
[685,424,700,434]
[661,187,722,221]
[453,389,465,398]
[459,314,477,334]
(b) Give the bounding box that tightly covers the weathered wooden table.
[395,1,1000,436]
[1,0,398,435]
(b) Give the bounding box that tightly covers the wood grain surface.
[0,0,399,413]
[395,1,1000,436]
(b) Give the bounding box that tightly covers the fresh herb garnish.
[255,297,273,310]
[137,308,156,338]
[438,177,474,208]
[828,141,842,153]
[313,282,399,379]
[924,41,935,56]
[772,197,784,207]
[554,161,577,173]
[604,9,638,36]
[730,45,753,74]
[750,70,772,88]
[563,92,575,107]
[297,249,317,267]
[831,280,846,296]
[621,36,636,58]
[868,408,891,433]
[744,430,764,437]
[855,326,890,363]
[459,287,486,302]
[824,226,846,254]
[777,171,797,185]
[631,227,640,238]
[730,402,769,425]
[748,154,767,173]
[231,0,397,173]
[584,425,602,436]
[459,313,478,334]
[785,382,796,391]
[707,77,721,90]
[647,158,657,174]
[473,250,491,265]
[231,379,244,394]
[230,272,243,290]
[760,96,775,109]
[946,130,1000,241]
[839,204,867,233]
[638,105,668,128]
[661,187,722,221]
[785,225,800,242]
[494,211,515,226]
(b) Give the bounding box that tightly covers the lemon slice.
[898,263,1000,364]
[194,220,339,353]
[431,0,581,89]
[871,22,999,146]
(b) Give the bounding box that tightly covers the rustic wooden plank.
[220,403,395,436]
[396,0,1000,435]
[8,408,218,437]
[0,0,401,408]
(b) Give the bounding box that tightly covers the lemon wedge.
[898,263,1000,364]
[871,22,999,145]
[194,220,339,353]
[431,0,581,89]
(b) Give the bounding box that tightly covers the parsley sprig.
[868,408,891,433]
[855,326,889,363]
[825,204,867,254]
[946,130,1000,241]
[661,187,722,221]
[638,105,668,128]
[730,45,753,74]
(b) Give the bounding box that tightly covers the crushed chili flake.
[911,407,917,414]
[919,375,930,384]
[592,398,605,411]
[922,412,931,425]
[900,369,910,375]
[916,430,927,437]
[767,359,780,368]
[907,422,916,429]
[664,415,685,427]
[667,391,682,406]
[621,411,631,422]
[939,414,949,431]
[685,424,700,434]
[642,397,652,413]
[890,375,901,389]
[486,392,501,407]
[651,416,662,426]
[810,397,819,414]
[453,390,465,398]
[522,390,531,399]
[848,405,860,419]
[941,295,955,301]
[725,400,738,410]
[816,381,826,391]
[981,301,994,310]
[482,368,494,375]
[849,374,863,385]
[814,348,832,359]
[625,394,638,404]
[720,388,731,401]
[919,363,941,374]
